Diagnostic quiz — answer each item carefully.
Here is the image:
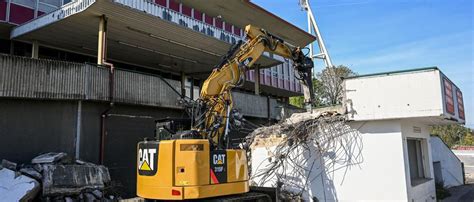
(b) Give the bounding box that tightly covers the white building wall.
[332,120,409,201]
[430,136,464,187]
[251,120,412,201]
[344,68,465,125]
[344,69,444,121]
[401,120,436,201]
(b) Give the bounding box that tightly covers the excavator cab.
[137,118,250,200]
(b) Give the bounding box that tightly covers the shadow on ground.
[442,184,474,202]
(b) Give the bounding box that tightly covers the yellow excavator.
[136,24,314,201]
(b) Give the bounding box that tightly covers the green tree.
[317,65,357,105]
[289,77,325,108]
[289,65,357,108]
[431,124,472,148]
[289,96,304,108]
[462,133,474,146]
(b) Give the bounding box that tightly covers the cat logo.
[213,154,225,165]
[139,148,156,171]
[210,151,227,184]
[138,142,159,176]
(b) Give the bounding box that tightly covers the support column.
[181,72,186,98]
[190,77,194,100]
[255,65,260,95]
[197,79,203,97]
[31,41,39,59]
[97,15,107,65]
[75,100,82,159]
[9,41,14,55]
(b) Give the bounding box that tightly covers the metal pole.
[305,0,333,68]
[190,77,194,100]
[75,100,82,159]
[181,72,186,98]
[307,10,313,61]
[255,66,260,95]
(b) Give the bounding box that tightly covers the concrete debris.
[84,192,98,201]
[286,105,344,124]
[247,106,363,200]
[19,167,43,181]
[1,159,18,170]
[42,164,111,196]
[0,168,40,201]
[92,189,104,198]
[0,153,118,201]
[75,159,95,166]
[33,163,43,173]
[31,152,67,164]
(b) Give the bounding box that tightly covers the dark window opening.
[407,139,430,186]
[0,39,11,54]
[12,41,32,57]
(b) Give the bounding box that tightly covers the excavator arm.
[197,25,314,148]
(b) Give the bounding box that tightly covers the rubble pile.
[0,152,118,201]
[247,107,363,200]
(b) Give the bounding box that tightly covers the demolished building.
[0,0,313,197]
[250,67,466,201]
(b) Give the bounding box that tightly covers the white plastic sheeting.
[0,168,40,201]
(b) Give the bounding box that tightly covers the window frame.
[406,138,431,186]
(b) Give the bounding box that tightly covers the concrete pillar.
[31,41,39,59]
[97,15,107,65]
[181,72,186,98]
[190,77,194,100]
[9,41,14,55]
[255,65,260,95]
[197,79,203,98]
[75,100,82,159]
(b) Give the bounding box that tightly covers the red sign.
[443,78,455,115]
[457,89,465,120]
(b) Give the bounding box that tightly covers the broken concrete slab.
[92,189,103,198]
[31,152,67,164]
[1,159,18,170]
[0,168,40,201]
[84,193,97,201]
[19,167,43,181]
[42,164,111,196]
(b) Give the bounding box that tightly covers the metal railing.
[114,0,243,44]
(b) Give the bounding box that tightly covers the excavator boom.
[198,25,314,148]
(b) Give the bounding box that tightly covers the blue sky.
[254,0,473,128]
